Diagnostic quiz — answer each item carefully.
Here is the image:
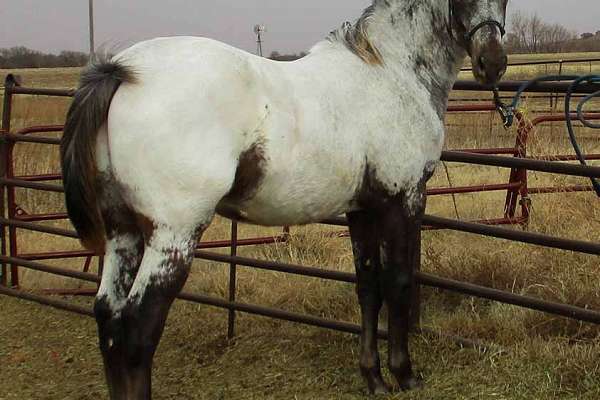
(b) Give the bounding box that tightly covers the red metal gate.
[1,74,600,341]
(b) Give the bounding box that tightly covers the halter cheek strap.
[465,20,506,42]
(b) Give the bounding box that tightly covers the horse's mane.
[327,4,383,66]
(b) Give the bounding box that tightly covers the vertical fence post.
[227,220,238,339]
[553,60,564,114]
[1,75,16,286]
[6,127,18,288]
[283,225,290,240]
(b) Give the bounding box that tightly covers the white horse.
[61,0,508,397]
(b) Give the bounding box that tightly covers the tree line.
[506,13,600,54]
[0,46,88,69]
[2,12,599,69]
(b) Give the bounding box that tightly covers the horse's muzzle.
[471,35,508,85]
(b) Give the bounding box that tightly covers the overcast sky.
[1,1,599,56]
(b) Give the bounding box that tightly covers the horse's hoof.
[361,365,390,396]
[364,377,391,396]
[371,381,391,396]
[398,375,423,391]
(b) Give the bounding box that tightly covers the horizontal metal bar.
[323,216,529,230]
[449,94,592,102]
[453,147,517,155]
[454,80,600,94]
[423,215,600,255]
[461,57,600,71]
[195,251,356,283]
[0,219,285,251]
[178,291,363,335]
[0,284,488,349]
[0,178,63,192]
[531,113,600,126]
[9,79,598,103]
[196,235,287,249]
[195,251,600,324]
[0,285,94,317]
[16,173,62,182]
[19,250,94,261]
[441,151,600,178]
[4,133,61,145]
[418,272,600,324]
[0,255,99,283]
[528,185,593,194]
[427,182,521,196]
[526,154,600,162]
[15,213,69,222]
[0,217,78,238]
[38,288,97,297]
[447,104,496,112]
[322,214,599,254]
[15,125,64,135]
[7,86,75,97]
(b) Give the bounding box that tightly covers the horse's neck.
[368,1,467,116]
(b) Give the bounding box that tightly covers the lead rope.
[492,75,600,197]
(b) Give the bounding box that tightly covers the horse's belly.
[217,168,362,226]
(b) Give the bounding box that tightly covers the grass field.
[1,52,600,399]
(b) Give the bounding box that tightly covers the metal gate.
[1,74,599,342]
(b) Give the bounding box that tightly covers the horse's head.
[450,0,509,84]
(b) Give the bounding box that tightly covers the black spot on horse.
[414,54,430,70]
[403,1,421,20]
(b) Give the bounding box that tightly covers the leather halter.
[447,1,506,46]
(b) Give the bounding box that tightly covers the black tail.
[60,60,136,252]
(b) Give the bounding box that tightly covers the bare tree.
[506,12,578,54]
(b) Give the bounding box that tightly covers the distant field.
[1,53,600,399]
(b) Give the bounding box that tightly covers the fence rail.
[460,57,600,72]
[1,75,600,347]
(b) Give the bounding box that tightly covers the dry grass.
[1,55,600,399]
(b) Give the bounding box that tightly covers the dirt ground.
[2,294,600,400]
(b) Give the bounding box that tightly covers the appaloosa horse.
[61,0,508,397]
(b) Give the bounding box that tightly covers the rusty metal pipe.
[423,215,600,255]
[0,285,94,316]
[0,217,78,238]
[4,134,61,145]
[195,251,600,324]
[0,178,64,192]
[0,255,99,283]
[441,151,600,178]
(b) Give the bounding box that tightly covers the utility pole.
[89,0,95,62]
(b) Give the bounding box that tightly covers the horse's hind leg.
[116,219,206,399]
[347,210,389,395]
[94,200,144,400]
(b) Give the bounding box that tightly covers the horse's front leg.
[379,191,425,391]
[347,211,389,394]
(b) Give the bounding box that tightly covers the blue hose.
[495,75,600,197]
